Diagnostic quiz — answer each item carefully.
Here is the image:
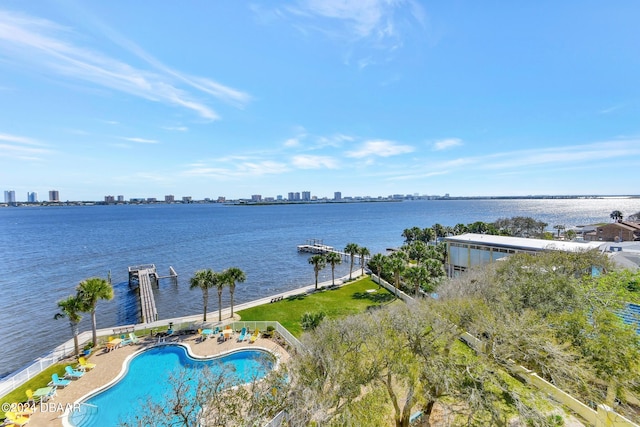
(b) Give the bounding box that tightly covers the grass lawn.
[0,363,67,419]
[237,276,397,336]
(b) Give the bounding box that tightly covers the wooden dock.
[297,239,370,263]
[128,264,177,323]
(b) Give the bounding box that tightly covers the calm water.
[69,346,273,427]
[1,198,638,374]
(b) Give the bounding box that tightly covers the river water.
[1,197,638,374]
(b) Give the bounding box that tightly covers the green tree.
[386,252,407,297]
[54,295,84,357]
[214,272,226,321]
[221,267,246,319]
[553,224,565,238]
[189,269,217,321]
[610,210,624,222]
[421,227,436,243]
[565,229,577,241]
[453,223,468,235]
[76,277,113,349]
[344,243,359,280]
[358,246,370,275]
[325,252,342,286]
[404,265,428,296]
[368,253,386,287]
[309,254,327,290]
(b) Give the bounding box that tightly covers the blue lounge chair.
[65,365,84,379]
[50,373,71,388]
[120,333,132,346]
[237,327,247,342]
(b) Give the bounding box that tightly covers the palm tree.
[77,277,114,348]
[54,295,84,357]
[221,267,246,319]
[404,265,429,296]
[553,224,565,238]
[344,243,359,280]
[309,255,327,290]
[214,272,226,322]
[358,246,370,275]
[386,252,406,298]
[610,210,624,223]
[325,252,342,286]
[189,269,217,321]
[368,253,386,286]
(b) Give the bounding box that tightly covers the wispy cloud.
[163,126,189,132]
[291,154,339,169]
[0,9,250,120]
[0,132,50,160]
[120,137,159,144]
[182,160,289,179]
[346,140,414,158]
[599,104,624,115]
[276,0,425,56]
[432,138,462,151]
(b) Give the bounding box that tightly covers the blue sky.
[1,1,639,201]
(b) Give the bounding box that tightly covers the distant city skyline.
[1,3,639,200]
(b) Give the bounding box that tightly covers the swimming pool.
[67,345,275,427]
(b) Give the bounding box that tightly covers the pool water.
[68,345,274,427]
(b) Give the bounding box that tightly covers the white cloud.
[0,132,50,160]
[291,154,339,169]
[183,160,289,179]
[284,138,300,147]
[120,137,159,144]
[0,9,250,120]
[432,138,462,151]
[345,140,414,158]
[163,126,189,132]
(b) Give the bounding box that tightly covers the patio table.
[34,386,54,402]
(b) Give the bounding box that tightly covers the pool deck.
[26,328,290,427]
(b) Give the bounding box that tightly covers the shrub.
[301,311,326,331]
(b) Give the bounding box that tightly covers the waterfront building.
[217,196,226,203]
[277,195,283,201]
[48,190,59,202]
[334,192,342,201]
[117,195,124,202]
[302,191,311,201]
[147,198,157,203]
[444,233,604,276]
[182,196,192,203]
[251,194,262,202]
[584,221,640,242]
[165,195,175,203]
[4,190,16,204]
[27,192,38,202]
[104,195,115,203]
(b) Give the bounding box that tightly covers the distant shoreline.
[1,194,638,208]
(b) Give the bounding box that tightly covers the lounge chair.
[78,356,96,371]
[120,334,132,346]
[128,332,140,344]
[237,327,247,342]
[249,329,259,343]
[4,411,30,426]
[10,403,34,417]
[25,389,36,405]
[64,365,84,379]
[50,373,71,388]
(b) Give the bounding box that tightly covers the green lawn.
[237,277,397,336]
[0,363,67,419]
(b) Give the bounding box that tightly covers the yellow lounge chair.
[5,411,30,426]
[249,329,259,343]
[78,356,96,371]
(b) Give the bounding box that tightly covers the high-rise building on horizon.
[334,191,342,201]
[49,190,59,202]
[105,195,115,203]
[165,195,175,203]
[302,191,311,201]
[4,190,16,204]
[27,192,38,202]
[117,195,124,202]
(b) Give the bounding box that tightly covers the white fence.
[0,331,92,398]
